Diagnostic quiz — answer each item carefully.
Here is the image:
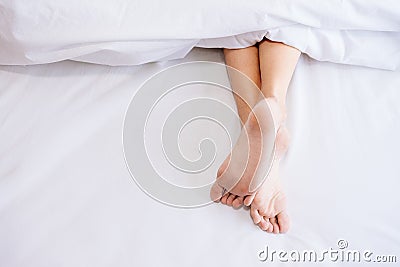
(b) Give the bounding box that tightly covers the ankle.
[246,99,273,130]
[260,92,287,118]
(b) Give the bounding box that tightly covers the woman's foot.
[211,97,279,200]
[244,121,290,233]
[210,97,290,233]
[248,159,290,233]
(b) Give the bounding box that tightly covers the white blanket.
[0,0,399,69]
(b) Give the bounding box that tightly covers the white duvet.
[0,0,399,70]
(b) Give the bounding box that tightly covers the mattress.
[0,48,399,266]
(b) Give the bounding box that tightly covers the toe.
[270,217,280,234]
[277,212,290,233]
[244,194,256,206]
[220,193,229,204]
[250,206,262,224]
[232,197,243,209]
[210,182,225,202]
[257,218,270,231]
[226,194,236,206]
[266,222,274,233]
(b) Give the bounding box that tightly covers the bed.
[1,47,399,266]
[1,0,400,266]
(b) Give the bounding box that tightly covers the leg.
[215,46,263,209]
[247,39,300,233]
[212,45,285,214]
[223,46,261,124]
[259,39,300,107]
[211,40,300,234]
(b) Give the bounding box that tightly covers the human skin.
[211,39,300,233]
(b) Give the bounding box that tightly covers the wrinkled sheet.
[0,48,399,267]
[0,0,399,69]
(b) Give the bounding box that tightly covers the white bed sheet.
[0,48,399,267]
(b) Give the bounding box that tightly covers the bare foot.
[210,97,290,233]
[244,113,290,233]
[223,129,290,233]
[247,156,290,233]
[210,97,284,202]
[211,98,277,202]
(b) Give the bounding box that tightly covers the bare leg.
[259,39,300,107]
[211,46,265,209]
[211,40,300,233]
[223,46,261,124]
[247,39,300,233]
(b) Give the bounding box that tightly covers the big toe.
[269,217,280,234]
[210,182,225,202]
[277,212,290,233]
[243,194,255,206]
